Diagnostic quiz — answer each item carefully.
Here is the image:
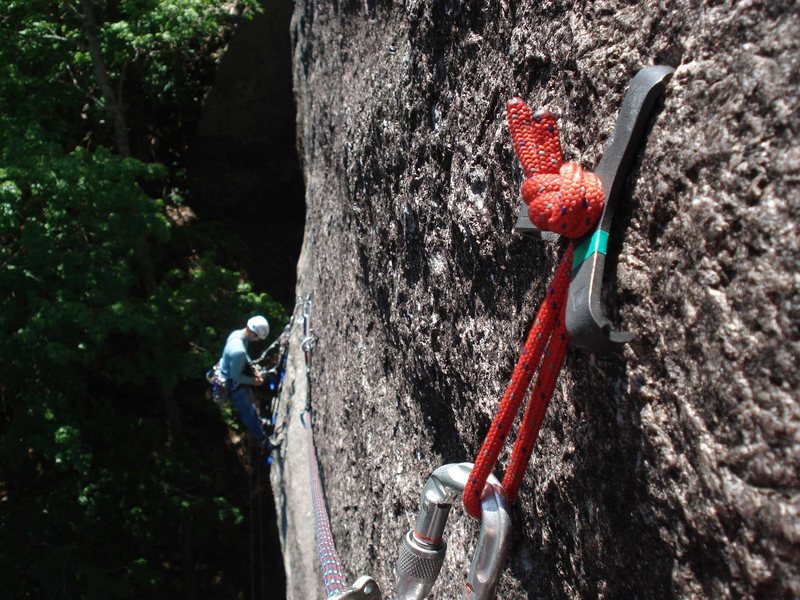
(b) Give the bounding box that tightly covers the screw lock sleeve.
[394,531,447,600]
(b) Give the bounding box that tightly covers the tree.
[0,1,286,596]
[5,0,261,161]
[0,118,284,597]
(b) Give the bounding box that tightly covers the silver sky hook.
[394,462,511,600]
[514,65,675,352]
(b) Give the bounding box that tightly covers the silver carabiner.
[394,462,511,600]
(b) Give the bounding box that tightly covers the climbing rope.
[249,336,281,367]
[266,301,304,440]
[464,100,605,517]
[257,441,267,600]
[248,440,257,599]
[304,415,349,596]
[299,296,347,596]
[298,295,380,599]
[269,328,291,409]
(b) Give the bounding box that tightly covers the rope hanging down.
[304,417,349,596]
[464,100,605,518]
[299,296,381,600]
[300,297,348,597]
[265,302,302,442]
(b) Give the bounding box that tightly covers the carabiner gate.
[395,462,511,600]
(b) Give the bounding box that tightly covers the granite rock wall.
[271,1,799,598]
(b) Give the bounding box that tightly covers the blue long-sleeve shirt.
[219,329,256,386]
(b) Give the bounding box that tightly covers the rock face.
[272,1,799,598]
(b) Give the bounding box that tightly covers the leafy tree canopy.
[4,0,260,159]
[0,1,286,596]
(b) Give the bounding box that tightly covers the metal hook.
[394,462,511,600]
[329,576,382,600]
[301,293,317,366]
[514,65,675,352]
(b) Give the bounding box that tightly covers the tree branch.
[64,2,81,18]
[41,34,71,42]
[78,0,131,157]
[65,63,102,105]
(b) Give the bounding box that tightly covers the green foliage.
[0,1,287,596]
[0,124,284,392]
[3,0,262,157]
[0,122,285,597]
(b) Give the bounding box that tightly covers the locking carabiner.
[395,463,511,600]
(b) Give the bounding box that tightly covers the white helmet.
[247,315,270,340]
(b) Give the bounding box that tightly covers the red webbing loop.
[464,98,604,518]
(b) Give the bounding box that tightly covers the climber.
[217,315,271,448]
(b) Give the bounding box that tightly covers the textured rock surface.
[272,1,799,598]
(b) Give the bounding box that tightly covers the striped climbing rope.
[464,99,605,518]
[304,415,348,596]
[299,294,348,597]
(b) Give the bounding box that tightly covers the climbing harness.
[515,65,675,352]
[205,326,281,406]
[206,301,306,446]
[393,66,673,598]
[298,295,381,600]
[205,365,228,405]
[394,463,511,600]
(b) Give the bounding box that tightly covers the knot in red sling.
[463,98,604,518]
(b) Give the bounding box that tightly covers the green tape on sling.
[572,230,608,270]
